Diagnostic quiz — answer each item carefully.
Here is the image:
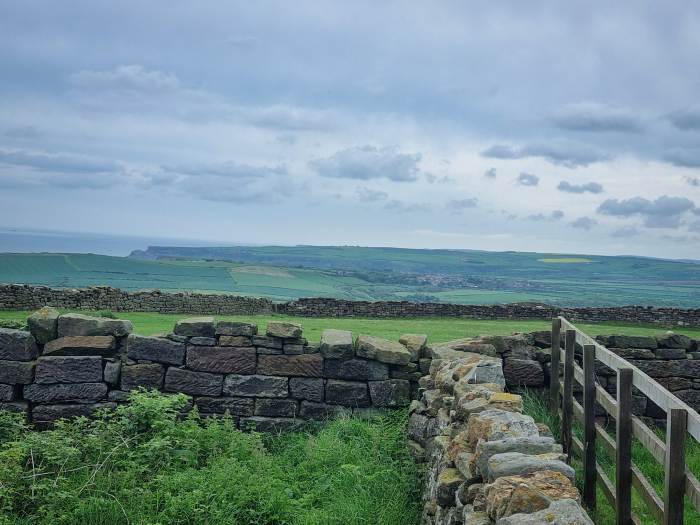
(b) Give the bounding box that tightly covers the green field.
[3,310,699,342]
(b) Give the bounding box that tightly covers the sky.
[1,1,700,259]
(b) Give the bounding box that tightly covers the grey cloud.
[163,161,286,179]
[484,167,497,179]
[528,210,564,221]
[69,65,181,93]
[481,141,610,168]
[557,180,604,194]
[597,195,697,229]
[664,147,700,168]
[356,187,388,202]
[668,108,700,131]
[517,172,539,186]
[689,221,700,233]
[5,126,41,139]
[550,102,643,133]
[0,147,121,174]
[686,176,699,187]
[570,217,597,230]
[310,146,422,182]
[384,200,430,213]
[611,226,640,238]
[446,198,478,212]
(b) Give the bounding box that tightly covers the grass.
[521,390,700,525]
[1,309,699,343]
[0,391,420,525]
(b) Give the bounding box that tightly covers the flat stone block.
[189,337,217,346]
[325,379,370,407]
[289,377,324,401]
[35,356,103,384]
[57,313,132,337]
[252,336,283,349]
[399,334,427,362]
[218,335,253,347]
[173,317,215,337]
[0,328,39,361]
[223,374,288,398]
[24,382,108,404]
[121,363,164,391]
[257,354,323,377]
[103,360,121,385]
[43,336,116,357]
[368,379,411,407]
[0,383,16,401]
[266,322,302,339]
[320,329,354,359]
[186,346,256,374]
[127,335,185,365]
[255,398,298,417]
[216,321,257,337]
[164,368,223,396]
[195,396,254,416]
[0,360,35,384]
[324,358,389,381]
[356,335,412,365]
[27,307,59,344]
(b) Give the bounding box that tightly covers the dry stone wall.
[0,308,425,429]
[1,284,699,327]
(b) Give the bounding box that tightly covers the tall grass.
[0,392,420,525]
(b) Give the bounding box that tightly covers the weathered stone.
[419,358,432,374]
[127,335,185,365]
[324,358,389,380]
[675,389,700,407]
[194,396,254,416]
[656,333,692,350]
[257,353,323,377]
[0,384,16,401]
[628,358,700,378]
[484,470,580,520]
[223,374,288,397]
[167,334,188,343]
[465,360,506,389]
[390,362,421,381]
[35,356,102,384]
[437,468,466,506]
[299,401,350,419]
[399,334,427,361]
[27,307,59,344]
[252,336,283,349]
[0,328,39,361]
[164,368,223,396]
[319,329,354,359]
[368,379,411,407]
[255,398,298,417]
[530,331,552,349]
[456,392,524,421]
[189,336,217,346]
[289,377,324,401]
[173,317,215,337]
[325,379,370,407]
[43,336,116,356]
[120,363,164,391]
[103,360,120,385]
[408,440,426,463]
[283,344,304,355]
[467,409,540,448]
[428,339,498,360]
[266,321,302,339]
[32,402,116,423]
[487,452,573,482]
[57,313,132,337]
[0,360,35,384]
[240,416,299,433]
[408,412,431,444]
[454,381,503,401]
[474,436,561,477]
[215,321,257,337]
[24,382,108,404]
[653,347,688,360]
[455,452,479,483]
[0,401,29,415]
[186,345,256,374]
[496,498,593,525]
[596,334,657,350]
[356,335,412,365]
[463,508,490,525]
[503,359,544,387]
[610,347,656,359]
[218,335,253,347]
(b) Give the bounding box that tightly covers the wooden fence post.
[617,367,633,525]
[562,329,575,461]
[550,317,562,415]
[583,343,597,510]
[664,407,687,525]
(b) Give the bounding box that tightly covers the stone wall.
[1,284,699,327]
[409,352,593,524]
[0,309,426,429]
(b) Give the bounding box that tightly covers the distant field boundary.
[1,283,699,327]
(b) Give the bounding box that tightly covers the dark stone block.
[257,347,283,355]
[173,317,215,337]
[240,416,299,433]
[674,389,700,409]
[389,363,421,381]
[0,328,39,361]
[223,374,288,398]
[35,356,103,384]
[0,360,35,384]
[0,383,16,401]
[164,368,223,396]
[127,335,185,365]
[530,330,552,348]
[57,313,132,337]
[195,396,254,416]
[252,336,283,349]
[323,358,389,381]
[629,359,700,378]
[319,329,354,359]
[283,344,304,355]
[189,337,217,346]
[503,358,545,387]
[216,321,257,337]
[597,335,657,350]
[255,398,298,417]
[653,348,687,360]
[289,377,324,401]
[32,402,116,422]
[24,382,108,404]
[609,347,655,360]
[257,354,323,377]
[103,360,121,385]
[186,346,256,374]
[655,333,692,350]
[43,336,116,357]
[368,379,411,407]
[325,380,370,407]
[0,401,29,416]
[121,363,164,391]
[218,335,253,347]
[299,401,350,419]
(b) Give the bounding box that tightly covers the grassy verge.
[521,390,700,525]
[1,310,698,343]
[0,391,420,525]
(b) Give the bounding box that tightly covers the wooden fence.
[551,317,700,525]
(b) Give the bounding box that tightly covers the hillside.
[0,246,698,307]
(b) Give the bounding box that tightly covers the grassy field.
[522,390,700,525]
[2,309,700,342]
[0,391,420,525]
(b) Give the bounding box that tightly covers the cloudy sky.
[1,1,700,259]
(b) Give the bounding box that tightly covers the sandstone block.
[503,359,544,387]
[24,382,107,404]
[467,409,540,448]
[127,335,185,365]
[486,452,574,482]
[437,468,466,506]
[27,307,59,344]
[266,321,302,339]
[164,368,223,396]
[194,396,254,416]
[257,353,323,377]
[289,377,324,401]
[35,356,102,384]
[43,336,116,356]
[252,336,283,349]
[496,498,593,525]
[399,334,427,361]
[216,321,257,336]
[325,379,370,407]
[173,317,215,337]
[57,313,132,337]
[0,328,39,361]
[255,398,298,417]
[320,329,354,359]
[474,436,561,477]
[324,358,389,381]
[120,363,164,391]
[186,346,256,374]
[223,374,288,397]
[356,335,412,365]
[283,344,304,355]
[218,335,253,347]
[0,360,35,384]
[596,335,657,350]
[368,379,411,407]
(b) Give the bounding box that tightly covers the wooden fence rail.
[552,317,700,525]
